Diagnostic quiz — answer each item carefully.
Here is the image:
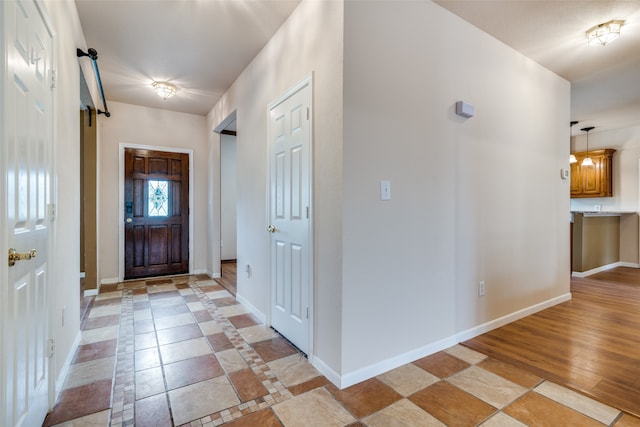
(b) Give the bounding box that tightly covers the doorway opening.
[219,120,238,296]
[79,108,98,325]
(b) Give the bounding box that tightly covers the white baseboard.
[235,293,266,324]
[192,269,221,279]
[337,335,459,389]
[330,292,572,390]
[192,268,212,276]
[571,261,639,278]
[618,262,640,268]
[84,289,98,297]
[101,270,221,285]
[311,356,342,388]
[54,330,81,400]
[79,272,86,278]
[454,292,572,342]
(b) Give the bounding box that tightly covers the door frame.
[214,110,238,276]
[266,74,315,358]
[118,143,194,281]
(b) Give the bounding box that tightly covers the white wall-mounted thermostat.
[561,168,570,180]
[456,101,474,118]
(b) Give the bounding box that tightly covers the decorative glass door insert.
[148,179,169,217]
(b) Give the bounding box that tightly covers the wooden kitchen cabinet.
[570,149,615,198]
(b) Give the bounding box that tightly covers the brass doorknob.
[8,248,37,267]
[267,225,277,233]
[126,218,133,223]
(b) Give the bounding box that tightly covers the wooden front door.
[124,149,189,279]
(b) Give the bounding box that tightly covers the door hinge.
[49,69,57,89]
[49,203,56,222]
[306,107,309,120]
[306,206,309,219]
[306,307,309,319]
[48,339,55,358]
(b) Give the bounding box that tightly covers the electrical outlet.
[479,280,485,297]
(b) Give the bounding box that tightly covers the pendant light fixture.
[581,126,595,166]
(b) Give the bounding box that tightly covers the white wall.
[341,1,571,379]
[43,0,85,395]
[570,124,640,213]
[44,0,85,390]
[97,101,208,282]
[208,0,570,386]
[220,134,237,260]
[207,0,344,374]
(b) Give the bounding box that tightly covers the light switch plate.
[380,180,391,201]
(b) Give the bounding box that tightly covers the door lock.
[267,225,277,233]
[8,248,37,267]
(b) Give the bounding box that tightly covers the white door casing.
[1,0,55,426]
[268,76,313,355]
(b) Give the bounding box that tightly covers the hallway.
[44,274,640,426]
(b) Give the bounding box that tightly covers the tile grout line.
[109,288,135,427]
[187,282,293,426]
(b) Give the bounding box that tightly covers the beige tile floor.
[44,275,640,426]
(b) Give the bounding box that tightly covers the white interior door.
[268,78,312,355]
[2,0,54,426]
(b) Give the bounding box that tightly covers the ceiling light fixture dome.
[586,20,624,47]
[152,81,177,100]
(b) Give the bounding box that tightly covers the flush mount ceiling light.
[581,126,595,166]
[152,81,177,100]
[586,20,624,47]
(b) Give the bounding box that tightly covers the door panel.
[268,81,312,354]
[3,1,54,426]
[124,149,189,279]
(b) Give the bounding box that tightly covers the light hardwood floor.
[464,267,640,417]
